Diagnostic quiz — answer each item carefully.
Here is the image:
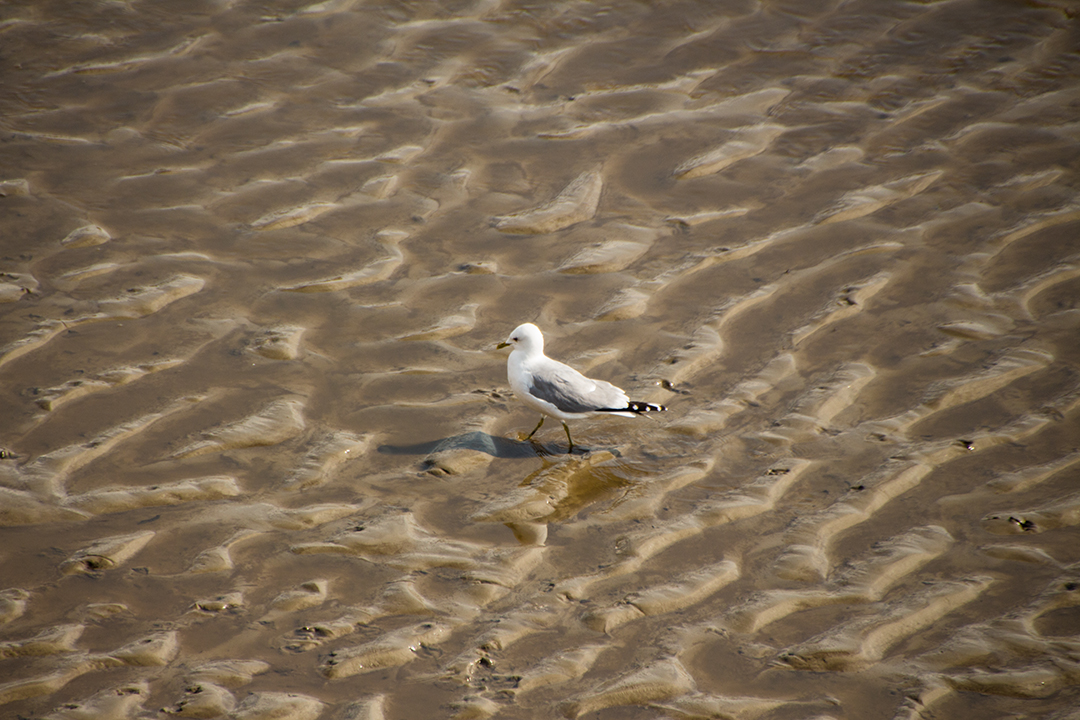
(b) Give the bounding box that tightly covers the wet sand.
[2,0,1080,718]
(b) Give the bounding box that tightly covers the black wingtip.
[627,401,666,414]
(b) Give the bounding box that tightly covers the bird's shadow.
[377,430,603,459]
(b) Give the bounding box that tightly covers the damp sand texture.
[2,1,1080,719]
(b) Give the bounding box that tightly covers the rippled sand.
[2,1,1080,718]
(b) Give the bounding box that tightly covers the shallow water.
[2,0,1080,718]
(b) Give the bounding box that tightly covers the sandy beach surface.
[2,1,1080,718]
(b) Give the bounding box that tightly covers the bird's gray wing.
[527,365,626,414]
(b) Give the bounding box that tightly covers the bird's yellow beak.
[496,341,510,349]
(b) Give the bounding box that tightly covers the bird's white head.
[497,322,544,355]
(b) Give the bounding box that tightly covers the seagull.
[496,323,666,452]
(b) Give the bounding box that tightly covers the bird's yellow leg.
[562,422,574,453]
[525,416,545,440]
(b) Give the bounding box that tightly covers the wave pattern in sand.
[2,1,1080,718]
